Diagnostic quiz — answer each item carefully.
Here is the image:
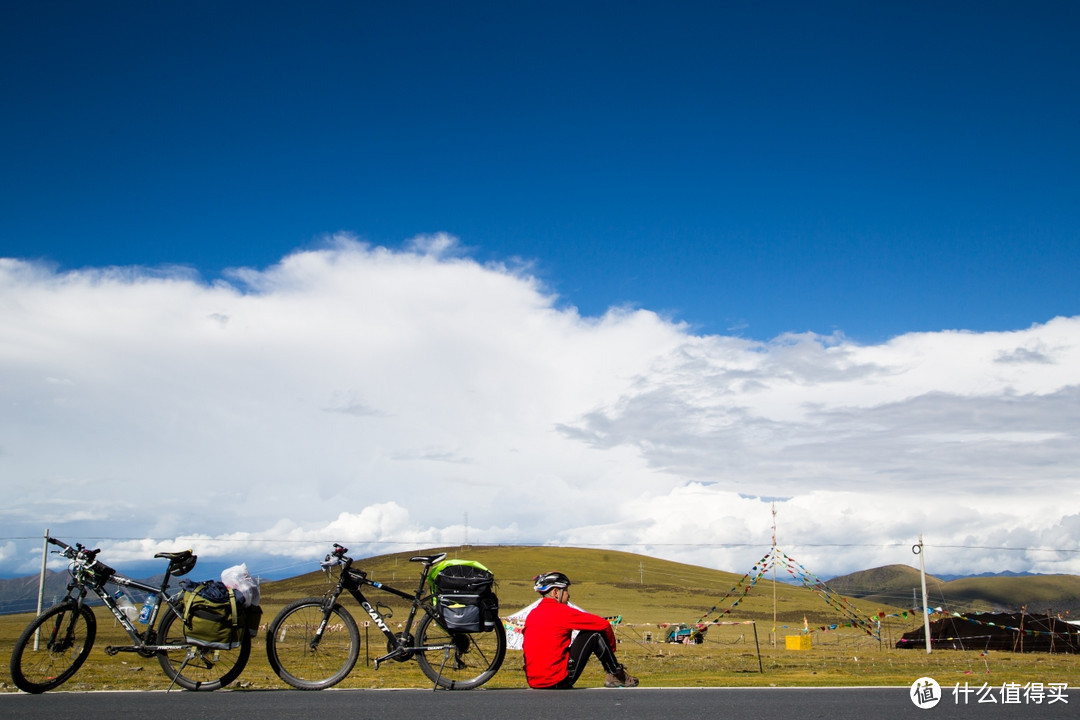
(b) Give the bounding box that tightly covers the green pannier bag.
[181,582,261,649]
[428,559,495,595]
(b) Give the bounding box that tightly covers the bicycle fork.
[299,593,349,653]
[43,602,80,654]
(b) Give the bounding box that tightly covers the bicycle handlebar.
[321,543,352,567]
[47,536,116,582]
[47,537,73,553]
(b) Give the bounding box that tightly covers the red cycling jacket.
[522,597,616,688]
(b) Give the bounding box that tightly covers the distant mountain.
[0,570,75,615]
[0,569,167,615]
[932,570,1035,581]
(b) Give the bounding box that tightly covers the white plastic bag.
[221,563,260,607]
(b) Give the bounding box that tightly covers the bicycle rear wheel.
[266,598,360,689]
[415,611,506,689]
[156,606,250,690]
[9,601,97,693]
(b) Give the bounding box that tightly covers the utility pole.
[639,562,644,584]
[35,528,48,650]
[914,534,932,654]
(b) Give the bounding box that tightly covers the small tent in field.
[896,612,1080,653]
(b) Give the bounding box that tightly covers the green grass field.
[3,545,1078,692]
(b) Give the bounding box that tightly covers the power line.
[1,536,1077,554]
[6,535,1080,552]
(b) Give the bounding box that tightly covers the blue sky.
[5,2,1076,340]
[2,3,1079,587]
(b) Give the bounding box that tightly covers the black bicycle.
[8,537,250,693]
[265,544,506,690]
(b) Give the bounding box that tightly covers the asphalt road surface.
[1,687,1073,720]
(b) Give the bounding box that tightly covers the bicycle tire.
[415,611,506,690]
[156,605,250,690]
[9,601,97,693]
[265,598,360,689]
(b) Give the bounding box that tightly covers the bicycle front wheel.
[156,606,250,690]
[266,598,360,689]
[415,611,506,690]
[9,601,97,693]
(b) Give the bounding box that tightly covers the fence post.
[752,621,763,673]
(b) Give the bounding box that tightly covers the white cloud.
[1,240,1078,581]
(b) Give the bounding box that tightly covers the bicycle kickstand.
[167,654,193,692]
[433,647,452,691]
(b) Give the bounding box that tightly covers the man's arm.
[560,605,617,648]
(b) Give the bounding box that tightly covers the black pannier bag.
[429,560,500,633]
[435,592,500,633]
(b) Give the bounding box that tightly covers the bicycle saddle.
[155,549,197,577]
[410,553,447,565]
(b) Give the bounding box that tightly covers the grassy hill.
[827,564,948,608]
[257,544,907,628]
[827,564,1080,615]
[4,545,1080,692]
[4,549,1076,621]
[942,574,1080,614]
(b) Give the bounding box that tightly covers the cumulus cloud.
[1,238,1078,580]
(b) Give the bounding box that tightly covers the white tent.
[503,598,586,651]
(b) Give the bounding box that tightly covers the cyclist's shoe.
[604,665,639,688]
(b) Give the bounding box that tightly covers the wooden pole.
[771,504,777,648]
[752,621,764,673]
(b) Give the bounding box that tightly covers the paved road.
[0,687,1073,720]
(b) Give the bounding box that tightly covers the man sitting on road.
[522,571,639,689]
